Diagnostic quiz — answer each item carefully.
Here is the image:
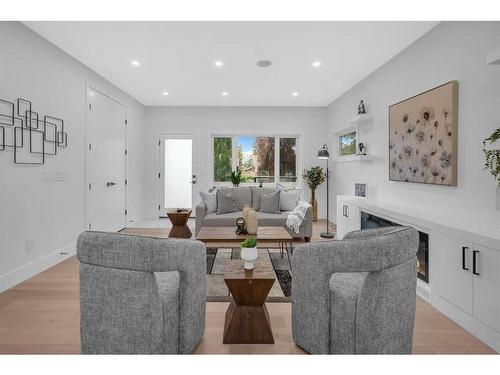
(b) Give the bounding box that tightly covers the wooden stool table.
[223,260,276,344]
[167,209,192,238]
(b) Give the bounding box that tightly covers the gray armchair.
[291,226,419,354]
[77,231,206,354]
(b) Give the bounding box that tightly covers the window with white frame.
[213,135,298,184]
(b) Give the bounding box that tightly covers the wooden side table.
[223,260,276,344]
[167,209,192,238]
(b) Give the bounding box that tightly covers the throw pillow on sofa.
[216,189,238,215]
[279,189,301,211]
[260,190,280,214]
[199,190,217,213]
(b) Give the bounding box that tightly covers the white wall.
[326,21,500,222]
[0,22,146,291]
[143,106,329,218]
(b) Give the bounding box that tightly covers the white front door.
[159,135,197,217]
[87,88,127,232]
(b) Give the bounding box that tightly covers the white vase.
[246,208,258,235]
[241,246,258,270]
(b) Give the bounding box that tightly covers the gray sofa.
[291,226,419,354]
[77,231,206,354]
[195,187,313,241]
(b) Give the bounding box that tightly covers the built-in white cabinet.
[336,199,360,239]
[433,233,473,314]
[433,233,500,335]
[335,195,500,352]
[473,244,500,333]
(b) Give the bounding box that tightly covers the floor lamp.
[317,144,334,238]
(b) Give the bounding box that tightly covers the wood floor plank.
[0,221,496,354]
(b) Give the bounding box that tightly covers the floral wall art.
[389,81,458,186]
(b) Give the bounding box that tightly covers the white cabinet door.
[336,201,359,239]
[433,232,473,314]
[473,244,500,333]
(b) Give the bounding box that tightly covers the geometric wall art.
[389,81,458,186]
[0,97,68,165]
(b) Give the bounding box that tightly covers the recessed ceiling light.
[312,61,322,68]
[162,91,169,96]
[130,60,140,67]
[256,60,272,68]
[292,92,299,97]
[222,91,229,96]
[215,60,224,67]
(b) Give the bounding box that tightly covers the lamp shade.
[317,144,329,159]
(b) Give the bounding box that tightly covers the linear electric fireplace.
[360,211,429,283]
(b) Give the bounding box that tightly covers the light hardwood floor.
[0,220,496,354]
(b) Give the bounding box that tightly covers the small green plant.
[302,166,326,192]
[241,237,257,248]
[229,169,242,186]
[483,128,500,186]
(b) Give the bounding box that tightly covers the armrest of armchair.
[300,202,313,237]
[195,202,206,236]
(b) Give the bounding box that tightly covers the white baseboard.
[0,243,76,293]
[417,279,431,303]
[433,295,499,353]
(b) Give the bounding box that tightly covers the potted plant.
[302,166,326,222]
[229,169,242,187]
[483,128,500,210]
[240,237,258,270]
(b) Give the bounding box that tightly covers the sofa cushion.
[216,189,238,215]
[251,188,276,211]
[220,187,252,211]
[260,190,281,214]
[203,212,242,227]
[256,211,289,226]
[199,190,217,213]
[279,189,301,211]
[329,272,368,354]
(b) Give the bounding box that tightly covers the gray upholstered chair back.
[292,226,419,354]
[77,231,206,354]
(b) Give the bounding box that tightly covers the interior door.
[87,88,127,232]
[159,135,196,217]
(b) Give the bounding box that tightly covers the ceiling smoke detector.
[256,60,272,68]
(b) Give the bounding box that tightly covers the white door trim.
[158,133,198,218]
[85,82,128,231]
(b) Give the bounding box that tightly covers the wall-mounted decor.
[354,183,367,197]
[0,97,67,165]
[389,81,458,186]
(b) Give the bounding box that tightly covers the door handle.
[472,250,480,276]
[106,182,117,187]
[462,246,469,271]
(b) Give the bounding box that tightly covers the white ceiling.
[24,21,438,107]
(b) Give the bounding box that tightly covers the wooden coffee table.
[196,226,294,259]
[223,260,276,344]
[167,209,192,238]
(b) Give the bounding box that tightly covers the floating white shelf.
[486,49,500,65]
[347,113,373,124]
[331,154,375,163]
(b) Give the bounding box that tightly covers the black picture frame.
[14,127,44,165]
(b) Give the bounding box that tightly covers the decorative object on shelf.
[317,145,334,238]
[229,168,242,187]
[302,165,326,222]
[389,81,458,186]
[482,127,500,211]
[240,237,258,270]
[357,142,367,155]
[355,183,367,197]
[235,217,247,234]
[0,96,67,165]
[246,207,258,235]
[357,100,366,114]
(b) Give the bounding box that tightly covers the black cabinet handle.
[462,246,469,270]
[343,205,349,217]
[473,250,480,276]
